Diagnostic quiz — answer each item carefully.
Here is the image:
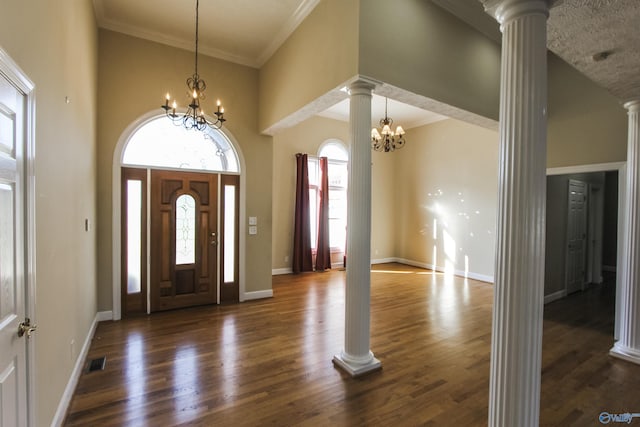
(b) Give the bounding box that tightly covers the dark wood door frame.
[121,167,148,316]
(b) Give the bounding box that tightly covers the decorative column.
[482,1,549,425]
[610,99,640,365]
[332,79,381,376]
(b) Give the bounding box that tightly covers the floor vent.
[87,356,106,372]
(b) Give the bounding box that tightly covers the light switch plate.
[249,216,257,225]
[249,226,258,235]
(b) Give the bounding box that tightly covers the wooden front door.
[151,170,218,311]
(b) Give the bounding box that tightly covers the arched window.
[309,140,348,251]
[122,117,239,172]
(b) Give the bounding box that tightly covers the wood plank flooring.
[64,264,640,426]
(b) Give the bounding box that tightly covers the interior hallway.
[64,265,640,426]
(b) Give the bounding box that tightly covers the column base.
[332,353,381,377]
[609,343,640,365]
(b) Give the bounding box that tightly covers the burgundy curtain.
[292,153,313,273]
[315,157,331,271]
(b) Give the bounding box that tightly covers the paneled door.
[566,179,588,295]
[150,170,218,311]
[0,65,29,425]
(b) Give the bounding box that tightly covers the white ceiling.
[318,94,448,130]
[93,0,640,128]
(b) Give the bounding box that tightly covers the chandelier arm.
[160,0,227,133]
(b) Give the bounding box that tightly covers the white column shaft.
[487,1,549,426]
[333,80,381,376]
[611,100,640,364]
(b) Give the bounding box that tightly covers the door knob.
[210,231,217,246]
[18,318,37,339]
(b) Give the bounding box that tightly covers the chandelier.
[371,97,405,152]
[161,0,226,131]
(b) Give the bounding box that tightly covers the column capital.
[349,77,378,94]
[624,99,640,113]
[481,0,550,25]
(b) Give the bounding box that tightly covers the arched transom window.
[122,116,239,172]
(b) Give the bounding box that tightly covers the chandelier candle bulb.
[371,97,406,152]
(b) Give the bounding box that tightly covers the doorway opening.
[545,171,619,300]
[115,114,244,317]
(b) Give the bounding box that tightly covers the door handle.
[210,231,217,246]
[18,317,37,339]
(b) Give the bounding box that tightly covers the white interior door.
[0,65,29,426]
[587,184,604,284]
[566,179,588,294]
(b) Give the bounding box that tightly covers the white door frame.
[565,178,588,294]
[0,47,37,426]
[587,183,605,285]
[547,161,625,340]
[111,112,247,320]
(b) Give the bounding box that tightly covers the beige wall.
[547,53,628,167]
[359,0,501,122]
[371,142,397,261]
[259,0,359,133]
[395,119,499,281]
[98,30,273,308]
[0,0,98,424]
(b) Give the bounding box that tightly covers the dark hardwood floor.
[64,264,640,426]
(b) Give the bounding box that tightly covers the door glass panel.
[126,180,142,294]
[224,185,235,283]
[0,183,15,320]
[176,194,196,265]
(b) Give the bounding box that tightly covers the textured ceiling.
[547,0,640,102]
[436,0,640,104]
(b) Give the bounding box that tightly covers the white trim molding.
[546,162,625,176]
[243,290,273,301]
[272,268,293,276]
[394,257,495,283]
[51,313,99,427]
[96,311,113,322]
[544,289,567,305]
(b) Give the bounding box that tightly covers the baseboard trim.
[51,313,99,427]
[272,258,495,284]
[244,289,273,301]
[610,343,640,365]
[544,289,567,304]
[272,268,292,276]
[394,258,494,283]
[371,257,397,265]
[96,310,113,322]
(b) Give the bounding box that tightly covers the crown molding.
[93,0,320,69]
[256,0,321,67]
